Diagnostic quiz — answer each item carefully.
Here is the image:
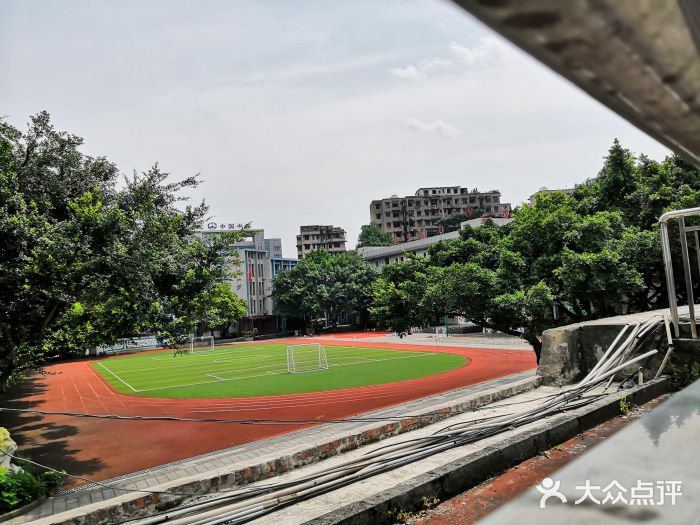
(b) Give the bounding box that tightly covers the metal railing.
[659,206,700,338]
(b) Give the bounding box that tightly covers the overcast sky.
[1,0,671,257]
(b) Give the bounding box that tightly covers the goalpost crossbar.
[286,343,328,373]
[190,336,215,354]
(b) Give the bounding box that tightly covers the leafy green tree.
[370,257,433,333]
[435,212,468,233]
[0,113,247,389]
[575,141,700,230]
[357,224,393,247]
[273,251,378,328]
[370,140,700,362]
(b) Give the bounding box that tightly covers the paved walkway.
[8,371,536,524]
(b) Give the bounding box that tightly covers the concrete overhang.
[453,0,700,165]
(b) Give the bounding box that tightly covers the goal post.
[286,343,329,373]
[190,336,215,354]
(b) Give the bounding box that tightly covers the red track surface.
[309,331,393,339]
[1,339,535,486]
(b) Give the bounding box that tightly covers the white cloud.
[391,37,504,82]
[449,36,502,67]
[390,57,450,80]
[0,1,671,255]
[406,117,463,139]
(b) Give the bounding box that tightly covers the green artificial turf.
[91,343,468,398]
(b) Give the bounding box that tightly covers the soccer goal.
[287,343,329,373]
[190,336,215,354]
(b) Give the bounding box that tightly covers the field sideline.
[92,343,468,398]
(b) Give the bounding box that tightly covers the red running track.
[0,339,535,486]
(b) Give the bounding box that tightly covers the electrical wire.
[0,407,458,426]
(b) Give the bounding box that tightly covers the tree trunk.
[524,333,542,364]
[475,319,542,364]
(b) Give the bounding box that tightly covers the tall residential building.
[296,225,347,258]
[370,186,511,242]
[199,226,298,334]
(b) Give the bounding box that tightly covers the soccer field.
[91,343,468,398]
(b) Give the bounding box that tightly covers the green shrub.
[619,396,631,415]
[668,362,700,389]
[0,468,45,513]
[39,470,66,492]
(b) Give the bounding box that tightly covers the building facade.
[199,226,298,334]
[296,225,347,258]
[370,186,510,243]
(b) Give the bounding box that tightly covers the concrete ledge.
[536,307,697,386]
[303,378,670,525]
[20,375,538,525]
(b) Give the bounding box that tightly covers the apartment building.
[199,226,298,333]
[296,225,347,258]
[370,186,510,242]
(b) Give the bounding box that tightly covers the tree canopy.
[273,251,378,327]
[370,140,700,361]
[357,224,393,248]
[0,112,247,389]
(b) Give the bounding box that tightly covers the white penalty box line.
[97,362,141,392]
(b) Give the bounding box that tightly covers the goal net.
[190,336,215,354]
[287,343,329,373]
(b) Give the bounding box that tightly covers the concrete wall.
[537,310,675,386]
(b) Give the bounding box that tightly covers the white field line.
[206,372,226,381]
[211,353,436,379]
[103,346,401,373]
[110,352,279,373]
[135,352,438,394]
[97,362,140,392]
[212,355,276,364]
